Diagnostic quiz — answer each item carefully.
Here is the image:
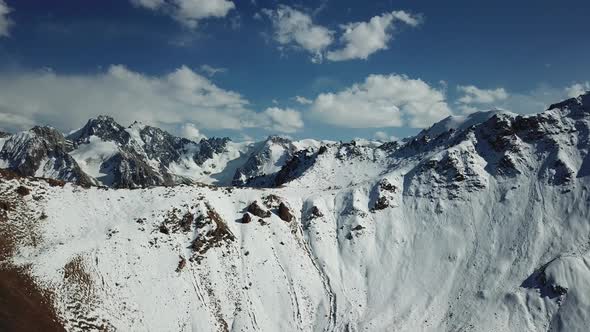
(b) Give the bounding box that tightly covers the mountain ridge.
[1,92,590,331]
[1,92,589,193]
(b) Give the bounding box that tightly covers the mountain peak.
[68,115,129,144]
[128,120,147,130]
[417,109,514,140]
[95,114,117,122]
[548,91,590,113]
[265,135,292,145]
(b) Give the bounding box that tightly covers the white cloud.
[261,7,421,63]
[294,95,312,105]
[456,105,481,115]
[0,0,13,37]
[309,74,451,128]
[564,82,590,98]
[131,0,235,28]
[457,85,509,104]
[373,131,398,142]
[262,107,304,133]
[0,65,300,134]
[455,85,509,114]
[200,64,227,77]
[180,123,207,141]
[262,5,334,63]
[454,83,587,115]
[0,113,35,133]
[326,11,422,61]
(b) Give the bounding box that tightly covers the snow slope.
[1,92,590,331]
[3,156,589,331]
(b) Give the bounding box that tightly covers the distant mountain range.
[0,114,317,188]
[2,92,589,192]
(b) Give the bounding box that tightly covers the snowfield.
[1,92,590,331]
[3,163,590,332]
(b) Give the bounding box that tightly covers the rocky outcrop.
[405,145,488,200]
[371,179,397,211]
[241,213,252,224]
[233,136,296,187]
[274,149,317,187]
[108,153,170,189]
[190,204,235,263]
[246,201,271,218]
[306,206,323,220]
[278,202,294,222]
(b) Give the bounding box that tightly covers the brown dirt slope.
[0,177,65,332]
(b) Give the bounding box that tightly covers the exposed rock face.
[108,153,171,189]
[190,204,235,262]
[179,212,194,233]
[372,196,389,211]
[274,149,317,187]
[262,194,282,209]
[194,137,231,165]
[371,179,397,211]
[175,256,186,273]
[246,201,271,218]
[67,117,233,188]
[0,126,94,186]
[306,206,323,220]
[241,213,252,224]
[278,202,294,222]
[233,136,297,187]
[69,115,130,145]
[15,186,30,196]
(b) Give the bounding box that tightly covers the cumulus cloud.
[455,85,509,114]
[180,123,207,141]
[454,83,588,115]
[309,74,451,128]
[326,11,422,61]
[0,65,302,134]
[0,113,35,133]
[262,7,421,63]
[200,64,227,77]
[373,131,398,142]
[0,0,13,37]
[262,107,304,133]
[565,82,590,98]
[130,0,235,28]
[294,95,312,105]
[262,5,334,63]
[457,85,509,104]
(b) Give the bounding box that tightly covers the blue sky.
[0,0,588,141]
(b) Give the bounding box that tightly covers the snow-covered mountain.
[1,92,590,331]
[0,126,95,186]
[0,115,327,189]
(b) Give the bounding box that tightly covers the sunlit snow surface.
[3,93,590,331]
[6,152,590,331]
